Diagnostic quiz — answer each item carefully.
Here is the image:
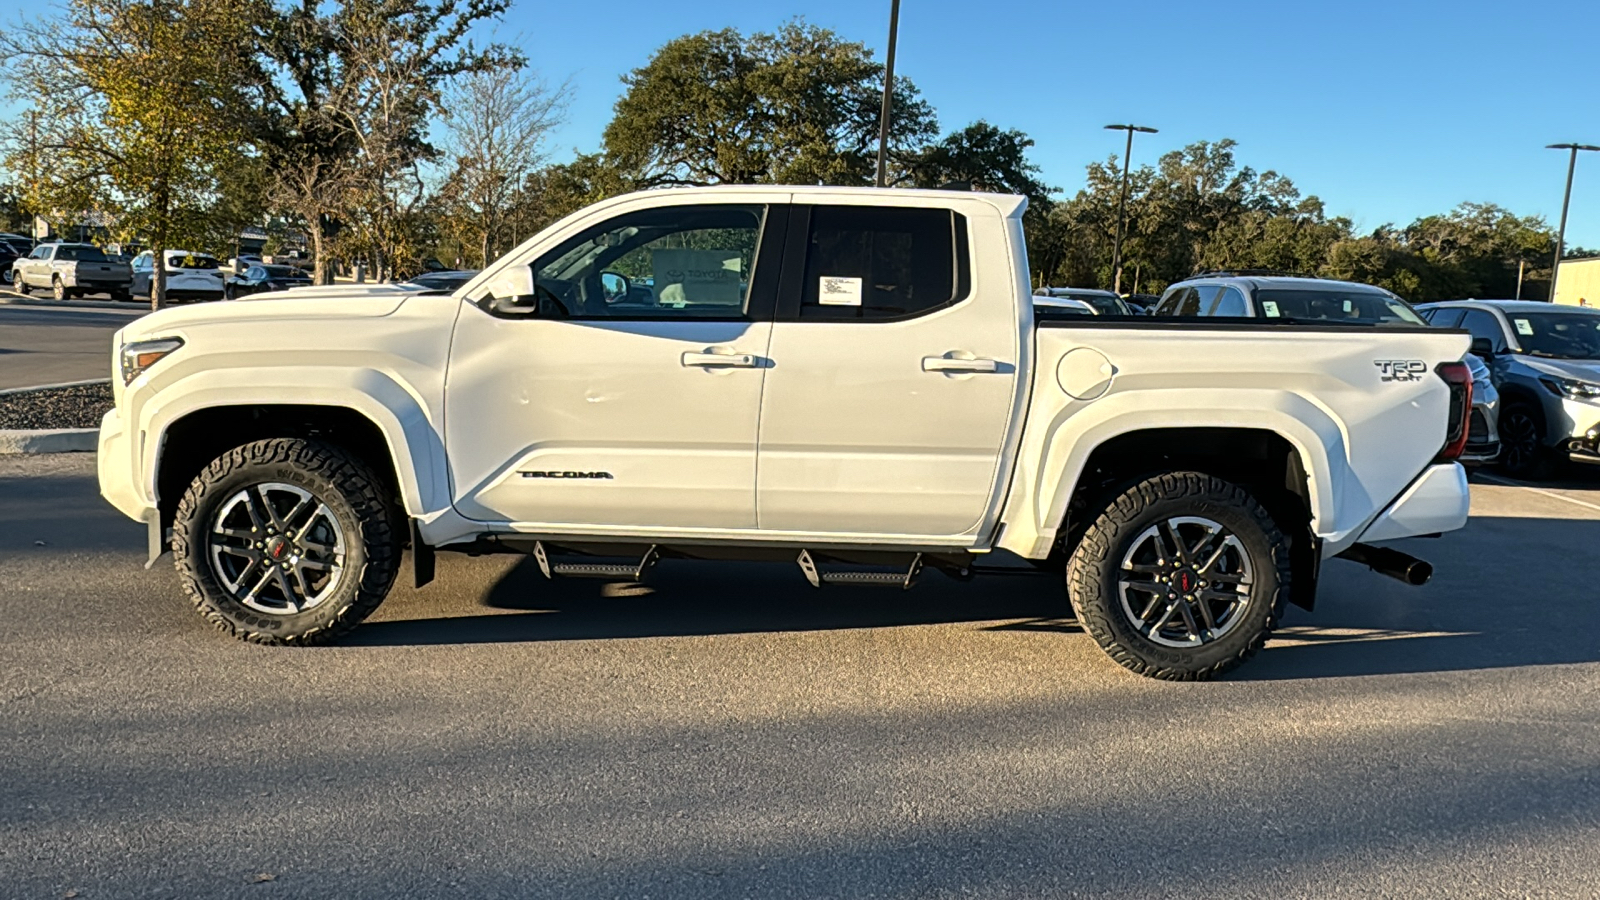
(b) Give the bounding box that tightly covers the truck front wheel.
[172,438,401,645]
[1067,472,1290,681]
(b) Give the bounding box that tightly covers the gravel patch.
[0,381,113,429]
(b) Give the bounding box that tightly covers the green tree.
[603,21,936,188]
[1,0,262,307]
[254,0,517,282]
[438,65,568,268]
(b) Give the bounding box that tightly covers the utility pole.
[874,0,901,189]
[1516,258,1525,300]
[1547,142,1600,301]
[1105,123,1157,294]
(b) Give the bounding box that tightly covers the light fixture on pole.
[874,0,902,189]
[1546,142,1600,300]
[1105,123,1157,294]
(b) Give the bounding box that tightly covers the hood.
[122,291,411,341]
[1520,356,1600,384]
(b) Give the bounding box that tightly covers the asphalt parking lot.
[2,453,1597,898]
[0,301,143,389]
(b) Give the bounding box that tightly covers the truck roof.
[599,184,1029,218]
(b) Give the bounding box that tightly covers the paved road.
[0,302,145,390]
[2,456,1597,898]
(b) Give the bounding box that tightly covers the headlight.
[120,337,184,385]
[1540,376,1600,401]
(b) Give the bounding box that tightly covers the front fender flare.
[137,366,448,518]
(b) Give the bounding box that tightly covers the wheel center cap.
[1173,568,1198,594]
[266,536,292,560]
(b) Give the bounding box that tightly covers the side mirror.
[600,271,630,302]
[1469,336,1495,357]
[483,265,537,314]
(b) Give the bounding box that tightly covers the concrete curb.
[0,428,98,454]
[0,378,112,396]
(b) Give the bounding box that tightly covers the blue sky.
[498,0,1600,248]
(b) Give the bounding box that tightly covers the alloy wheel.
[1500,409,1541,474]
[1117,516,1254,648]
[207,482,346,615]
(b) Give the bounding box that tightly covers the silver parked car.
[1035,286,1134,316]
[1417,300,1600,478]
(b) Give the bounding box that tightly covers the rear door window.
[794,206,970,320]
[1459,309,1508,352]
[1425,308,1465,328]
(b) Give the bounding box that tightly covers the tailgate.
[1012,321,1470,553]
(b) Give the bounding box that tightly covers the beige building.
[1553,256,1600,307]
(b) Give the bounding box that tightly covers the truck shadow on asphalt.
[351,556,1080,646]
[352,515,1600,682]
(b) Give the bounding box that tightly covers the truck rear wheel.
[1067,472,1290,681]
[172,438,400,645]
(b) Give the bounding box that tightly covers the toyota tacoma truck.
[98,186,1474,679]
[11,241,132,301]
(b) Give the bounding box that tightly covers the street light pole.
[1547,142,1600,300]
[1105,123,1157,294]
[874,0,902,189]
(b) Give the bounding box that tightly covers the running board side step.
[797,550,922,589]
[534,541,659,580]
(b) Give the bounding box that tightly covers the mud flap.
[1289,532,1321,611]
[145,516,170,569]
[411,519,435,589]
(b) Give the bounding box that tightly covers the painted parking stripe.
[1476,472,1600,514]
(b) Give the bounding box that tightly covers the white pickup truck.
[12,242,133,301]
[98,186,1474,679]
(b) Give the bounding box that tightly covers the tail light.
[1436,361,1473,461]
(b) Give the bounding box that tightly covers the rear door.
[754,201,1021,538]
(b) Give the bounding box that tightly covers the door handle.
[682,350,760,368]
[922,356,1000,374]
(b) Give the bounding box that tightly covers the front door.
[755,202,1022,538]
[446,201,784,532]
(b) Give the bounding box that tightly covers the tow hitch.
[1336,543,1433,586]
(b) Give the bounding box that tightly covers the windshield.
[55,245,107,262]
[1507,312,1600,360]
[1254,289,1423,324]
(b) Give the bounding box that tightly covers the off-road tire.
[172,438,400,645]
[1067,472,1291,681]
[110,288,131,303]
[9,270,24,294]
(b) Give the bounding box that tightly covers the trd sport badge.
[1373,360,1427,382]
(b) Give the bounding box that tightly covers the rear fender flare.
[1001,389,1347,555]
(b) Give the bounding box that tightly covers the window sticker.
[818,275,863,306]
[1342,299,1353,313]
[1514,318,1534,336]
[1261,300,1281,317]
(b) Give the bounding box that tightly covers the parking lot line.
[1476,472,1600,514]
